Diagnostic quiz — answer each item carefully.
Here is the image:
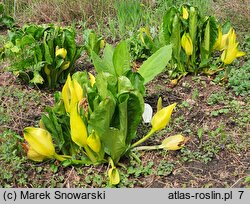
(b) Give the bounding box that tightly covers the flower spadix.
[151,103,177,131]
[23,127,55,159]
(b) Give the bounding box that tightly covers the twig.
[63,167,75,188]
[230,177,245,188]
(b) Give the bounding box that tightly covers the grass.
[0,0,249,188]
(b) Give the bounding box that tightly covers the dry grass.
[213,0,250,35]
[13,0,115,24]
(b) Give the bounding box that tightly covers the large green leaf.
[102,44,115,74]
[171,14,181,64]
[138,45,172,84]
[189,7,198,64]
[201,16,218,60]
[126,71,145,95]
[113,41,131,76]
[95,72,117,99]
[64,29,76,61]
[163,7,177,44]
[119,92,144,144]
[91,51,113,74]
[118,76,134,94]
[88,97,116,140]
[104,128,127,164]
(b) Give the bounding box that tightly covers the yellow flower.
[108,167,120,185]
[139,27,153,46]
[151,103,177,131]
[227,28,237,48]
[160,134,186,150]
[27,146,48,162]
[182,6,189,19]
[72,79,83,103]
[87,132,101,153]
[61,61,70,70]
[62,75,84,113]
[56,46,67,59]
[44,65,50,75]
[157,97,162,112]
[221,42,245,65]
[70,102,88,147]
[23,127,55,159]
[215,28,237,51]
[100,40,105,49]
[214,26,223,50]
[181,33,193,56]
[39,119,46,130]
[62,75,73,113]
[88,72,96,87]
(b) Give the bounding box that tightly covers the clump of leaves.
[228,60,250,96]
[2,24,83,89]
[22,41,187,185]
[83,29,104,56]
[139,4,245,79]
[0,3,15,29]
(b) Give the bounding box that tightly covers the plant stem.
[84,145,97,163]
[132,144,163,151]
[130,129,155,148]
[130,152,141,164]
[54,153,67,161]
[61,155,72,159]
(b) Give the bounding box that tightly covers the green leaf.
[119,92,144,143]
[19,35,35,47]
[43,33,53,65]
[222,21,231,34]
[64,29,76,61]
[125,71,145,95]
[88,97,116,140]
[113,41,131,76]
[95,72,117,99]
[41,109,65,151]
[189,7,198,63]
[163,7,177,44]
[30,71,44,84]
[102,44,115,74]
[117,76,134,94]
[72,71,89,87]
[0,4,4,14]
[171,14,181,64]
[201,16,218,60]
[91,51,112,74]
[1,15,15,28]
[138,45,172,84]
[105,128,127,164]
